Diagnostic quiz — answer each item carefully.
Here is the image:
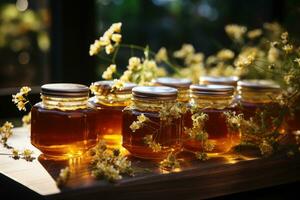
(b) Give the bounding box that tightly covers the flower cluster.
[11,148,35,161]
[225,24,247,42]
[159,152,180,170]
[173,44,205,83]
[102,64,117,80]
[120,56,160,85]
[56,167,70,187]
[129,114,149,132]
[143,134,162,152]
[0,121,13,148]
[89,22,122,56]
[155,47,168,62]
[12,86,31,111]
[90,142,133,182]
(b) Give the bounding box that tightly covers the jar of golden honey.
[183,84,239,154]
[155,77,192,102]
[237,80,283,133]
[122,86,181,160]
[31,83,98,160]
[89,81,136,147]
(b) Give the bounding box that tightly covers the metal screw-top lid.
[132,86,178,100]
[92,80,137,95]
[238,80,280,91]
[190,84,234,96]
[155,77,192,89]
[41,83,89,97]
[199,76,239,86]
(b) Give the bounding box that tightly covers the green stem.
[112,45,120,64]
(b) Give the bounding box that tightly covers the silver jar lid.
[238,80,280,91]
[199,76,239,86]
[132,86,178,100]
[92,80,137,95]
[190,84,234,96]
[41,83,89,97]
[155,77,192,89]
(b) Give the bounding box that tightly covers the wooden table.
[1,127,300,200]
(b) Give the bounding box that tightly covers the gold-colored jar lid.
[190,84,234,97]
[91,80,137,96]
[199,76,239,86]
[155,77,192,89]
[132,86,178,100]
[238,80,280,92]
[41,83,89,98]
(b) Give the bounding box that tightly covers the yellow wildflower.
[128,57,141,69]
[216,49,235,61]
[12,86,31,111]
[185,52,204,65]
[137,114,149,123]
[282,44,293,54]
[281,32,289,44]
[268,45,280,63]
[102,64,116,80]
[12,148,20,159]
[89,22,122,56]
[22,149,34,161]
[225,24,247,42]
[56,167,70,187]
[160,152,180,170]
[247,29,262,39]
[234,53,255,68]
[173,44,195,59]
[155,47,168,62]
[294,58,300,66]
[143,134,162,152]
[111,79,125,91]
[22,112,31,126]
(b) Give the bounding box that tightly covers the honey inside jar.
[122,86,181,160]
[31,83,98,160]
[89,81,136,147]
[237,80,282,132]
[183,84,239,154]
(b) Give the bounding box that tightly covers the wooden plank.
[1,127,300,200]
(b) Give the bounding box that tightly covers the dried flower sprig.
[129,114,149,132]
[90,142,133,182]
[56,167,70,187]
[159,152,180,170]
[9,148,35,161]
[12,86,31,111]
[0,121,14,148]
[143,134,162,152]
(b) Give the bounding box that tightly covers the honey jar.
[122,86,181,160]
[31,83,98,159]
[89,81,136,147]
[238,80,282,133]
[183,84,239,154]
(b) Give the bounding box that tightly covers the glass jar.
[183,84,239,154]
[122,86,181,160]
[238,80,282,133]
[155,77,192,102]
[31,83,97,160]
[89,81,136,147]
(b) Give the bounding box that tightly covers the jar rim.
[190,84,234,96]
[199,76,239,86]
[155,77,192,89]
[41,83,89,98]
[132,86,177,100]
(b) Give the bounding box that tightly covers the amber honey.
[238,80,282,132]
[31,83,98,160]
[122,86,181,160]
[183,84,240,154]
[89,81,136,147]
